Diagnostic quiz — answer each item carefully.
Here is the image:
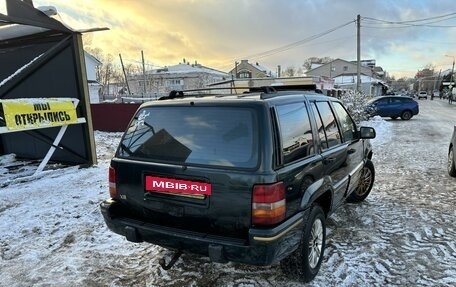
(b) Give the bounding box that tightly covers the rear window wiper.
[119,143,133,155]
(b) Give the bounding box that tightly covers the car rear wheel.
[401,110,412,120]
[347,160,375,203]
[448,148,456,177]
[280,205,326,283]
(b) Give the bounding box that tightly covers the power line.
[362,12,456,28]
[218,20,356,68]
[216,34,357,71]
[247,20,356,60]
[366,12,456,24]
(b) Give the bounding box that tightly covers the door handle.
[323,157,336,164]
[348,148,356,154]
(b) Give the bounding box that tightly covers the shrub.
[338,90,373,123]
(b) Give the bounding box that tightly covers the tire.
[448,148,456,177]
[347,160,375,203]
[280,205,326,283]
[400,110,412,120]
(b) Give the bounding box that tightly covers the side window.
[313,101,342,149]
[401,98,412,103]
[376,98,389,105]
[311,104,328,150]
[276,102,314,164]
[332,102,356,142]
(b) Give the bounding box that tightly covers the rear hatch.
[112,102,264,239]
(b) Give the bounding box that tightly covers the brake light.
[109,166,119,199]
[252,182,286,225]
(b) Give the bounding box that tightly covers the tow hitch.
[158,249,183,270]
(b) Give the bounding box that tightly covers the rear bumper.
[100,199,308,266]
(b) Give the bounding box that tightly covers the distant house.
[306,58,374,79]
[229,60,274,78]
[127,60,229,100]
[306,58,386,96]
[84,52,102,103]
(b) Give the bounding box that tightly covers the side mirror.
[359,126,376,139]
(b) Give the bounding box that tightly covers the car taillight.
[109,166,119,199]
[252,182,286,225]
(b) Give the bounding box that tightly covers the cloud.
[25,0,456,78]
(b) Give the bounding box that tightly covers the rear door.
[273,101,325,217]
[389,97,406,116]
[330,101,365,195]
[114,104,262,239]
[310,101,349,207]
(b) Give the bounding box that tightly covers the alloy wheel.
[308,218,323,269]
[448,149,454,173]
[355,167,372,197]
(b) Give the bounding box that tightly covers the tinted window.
[391,97,409,103]
[332,102,355,142]
[313,102,342,149]
[401,98,413,103]
[276,102,314,164]
[375,98,389,104]
[311,104,327,150]
[118,107,258,168]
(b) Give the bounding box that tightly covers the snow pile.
[361,115,392,146]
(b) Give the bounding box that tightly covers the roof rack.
[159,84,318,100]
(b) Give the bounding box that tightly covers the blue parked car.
[366,96,419,120]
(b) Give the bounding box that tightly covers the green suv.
[100,88,376,282]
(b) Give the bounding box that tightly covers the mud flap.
[208,244,227,263]
[125,226,142,243]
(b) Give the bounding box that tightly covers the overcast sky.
[2,0,456,78]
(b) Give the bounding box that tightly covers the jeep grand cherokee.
[100,88,376,282]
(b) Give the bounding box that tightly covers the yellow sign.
[1,98,78,130]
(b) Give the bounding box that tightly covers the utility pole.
[329,62,332,79]
[141,50,147,98]
[119,53,131,96]
[451,59,455,90]
[445,55,455,92]
[356,14,361,92]
[235,61,239,78]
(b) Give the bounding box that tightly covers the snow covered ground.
[1,99,456,286]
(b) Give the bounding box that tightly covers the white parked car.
[417,91,428,100]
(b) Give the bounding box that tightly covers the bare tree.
[282,66,296,77]
[302,57,333,71]
[390,77,414,92]
[85,47,127,96]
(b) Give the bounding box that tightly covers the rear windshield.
[118,106,258,168]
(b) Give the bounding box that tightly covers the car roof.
[374,95,412,99]
[369,95,415,102]
[139,89,336,108]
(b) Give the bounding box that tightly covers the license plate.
[145,175,212,196]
